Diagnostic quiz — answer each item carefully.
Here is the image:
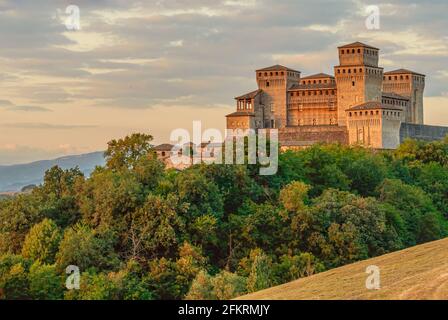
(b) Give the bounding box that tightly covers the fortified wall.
[400,123,448,143]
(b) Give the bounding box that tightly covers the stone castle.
[226,42,448,149]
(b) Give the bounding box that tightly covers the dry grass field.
[237,238,448,300]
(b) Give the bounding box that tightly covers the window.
[162,151,166,157]
[352,81,355,86]
[271,119,275,128]
[341,50,345,54]
[270,103,274,112]
[266,81,270,87]
[358,49,361,53]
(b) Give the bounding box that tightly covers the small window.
[352,81,355,86]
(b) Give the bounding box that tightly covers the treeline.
[1,133,448,300]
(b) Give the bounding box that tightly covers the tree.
[174,242,208,297]
[211,271,247,300]
[246,250,273,293]
[0,255,31,300]
[175,169,224,220]
[273,253,325,284]
[125,194,183,260]
[378,179,445,245]
[344,154,387,196]
[78,169,144,231]
[186,270,247,300]
[28,263,64,300]
[185,270,214,300]
[22,218,61,264]
[104,133,154,170]
[279,181,310,212]
[0,195,43,254]
[55,224,120,272]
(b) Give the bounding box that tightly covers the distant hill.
[237,238,448,300]
[0,151,105,192]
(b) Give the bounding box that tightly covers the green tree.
[247,250,273,293]
[125,194,183,260]
[22,218,61,264]
[55,224,120,272]
[28,262,63,300]
[104,133,154,170]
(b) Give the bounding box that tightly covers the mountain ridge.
[0,151,105,192]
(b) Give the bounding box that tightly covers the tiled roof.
[154,144,174,151]
[289,83,337,90]
[338,42,379,50]
[382,92,410,100]
[384,69,425,76]
[235,89,262,100]
[256,64,301,73]
[225,111,255,117]
[300,73,334,80]
[347,101,403,111]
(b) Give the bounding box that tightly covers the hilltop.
[237,238,448,300]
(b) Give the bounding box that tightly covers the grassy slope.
[237,238,448,300]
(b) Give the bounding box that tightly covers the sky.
[0,0,447,164]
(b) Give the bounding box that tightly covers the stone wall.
[400,123,448,143]
[279,125,349,146]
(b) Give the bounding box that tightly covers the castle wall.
[279,125,348,146]
[400,123,448,143]
[287,88,337,126]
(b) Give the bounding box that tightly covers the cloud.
[10,105,52,112]
[1,122,97,129]
[0,100,13,106]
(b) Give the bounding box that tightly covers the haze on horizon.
[0,0,447,165]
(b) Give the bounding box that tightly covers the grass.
[237,238,448,300]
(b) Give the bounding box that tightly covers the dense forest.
[1,133,448,300]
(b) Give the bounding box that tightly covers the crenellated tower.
[256,65,300,128]
[334,42,383,126]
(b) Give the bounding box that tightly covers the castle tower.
[382,69,425,124]
[346,102,404,149]
[256,65,300,128]
[334,42,383,126]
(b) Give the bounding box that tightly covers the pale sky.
[0,0,447,164]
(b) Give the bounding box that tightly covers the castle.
[226,42,448,149]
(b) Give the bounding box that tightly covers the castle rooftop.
[338,41,379,50]
[256,64,300,73]
[384,68,425,76]
[235,89,262,100]
[347,101,403,111]
[300,73,334,80]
